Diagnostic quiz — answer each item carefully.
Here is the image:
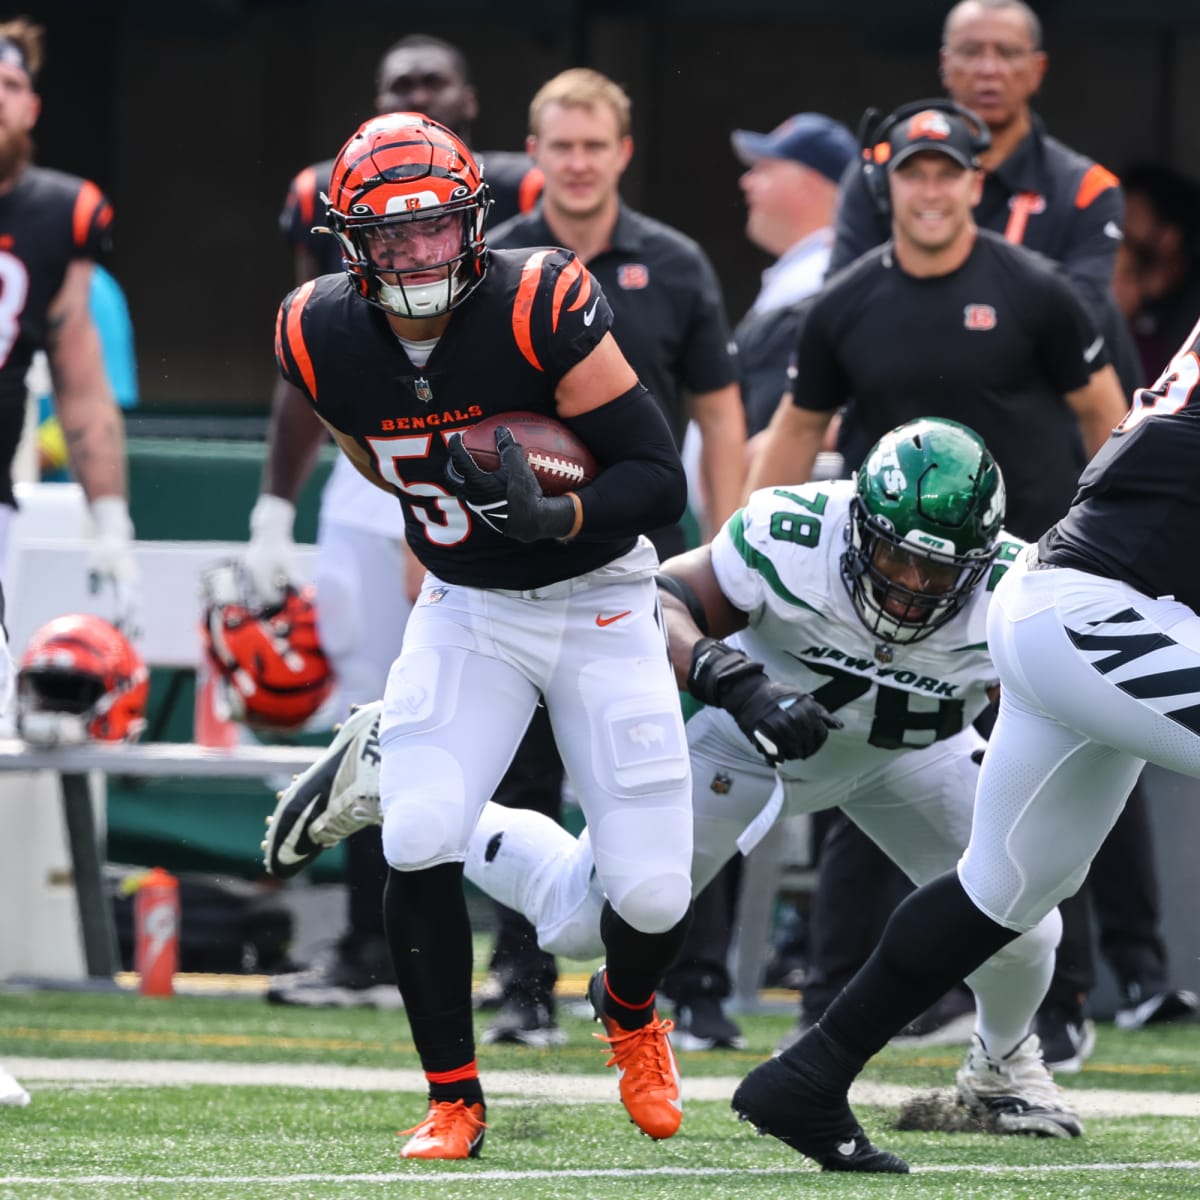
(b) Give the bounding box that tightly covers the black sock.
[805,872,1019,1073]
[384,863,476,1074]
[599,900,693,1029]
[428,1074,484,1109]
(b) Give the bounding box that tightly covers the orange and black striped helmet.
[324,111,491,318]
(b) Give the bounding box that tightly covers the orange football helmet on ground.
[201,562,334,731]
[17,614,149,745]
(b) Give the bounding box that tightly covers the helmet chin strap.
[377,269,467,318]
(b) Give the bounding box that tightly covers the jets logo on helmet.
[322,112,491,320]
[17,614,149,746]
[841,417,1005,645]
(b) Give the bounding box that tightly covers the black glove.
[446,427,577,543]
[687,637,842,766]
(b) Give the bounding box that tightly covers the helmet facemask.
[840,417,1005,646]
[344,204,485,319]
[842,501,995,644]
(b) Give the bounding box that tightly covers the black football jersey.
[275,246,638,589]
[279,151,541,277]
[0,166,112,414]
[1040,318,1200,610]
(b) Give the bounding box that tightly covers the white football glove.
[244,494,296,606]
[87,495,143,641]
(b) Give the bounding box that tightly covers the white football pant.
[963,555,1200,931]
[380,538,693,937]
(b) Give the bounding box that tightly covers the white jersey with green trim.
[710,479,1025,782]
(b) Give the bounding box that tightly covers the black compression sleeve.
[562,385,687,540]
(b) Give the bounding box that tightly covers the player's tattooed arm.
[46,260,127,500]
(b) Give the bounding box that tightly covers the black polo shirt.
[488,204,737,448]
[793,230,1104,541]
[829,112,1140,391]
[733,301,807,435]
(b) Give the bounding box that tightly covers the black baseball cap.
[885,109,979,172]
[731,113,857,184]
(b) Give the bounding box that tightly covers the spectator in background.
[1117,162,1200,384]
[475,66,745,1049]
[797,0,1180,1067]
[729,113,856,437]
[248,33,542,1009]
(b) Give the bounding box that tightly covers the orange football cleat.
[398,1099,487,1159]
[589,967,683,1139]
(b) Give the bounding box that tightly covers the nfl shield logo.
[874,643,894,664]
[414,376,434,403]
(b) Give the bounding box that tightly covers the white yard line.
[4,1164,1200,1186]
[6,1056,1199,1117]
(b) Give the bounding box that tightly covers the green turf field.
[1,984,1198,1199]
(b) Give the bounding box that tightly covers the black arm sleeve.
[563,384,688,541]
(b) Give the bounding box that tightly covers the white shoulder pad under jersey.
[710,481,1025,782]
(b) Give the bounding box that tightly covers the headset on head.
[857,98,991,219]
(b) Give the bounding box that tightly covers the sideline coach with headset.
[748,104,1127,538]
[829,0,1137,395]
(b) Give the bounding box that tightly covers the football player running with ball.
[272,110,717,1159]
[267,418,1083,1164]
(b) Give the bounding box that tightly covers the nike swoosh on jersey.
[1083,334,1104,362]
[596,610,632,626]
[583,298,600,326]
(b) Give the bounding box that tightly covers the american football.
[461,411,598,496]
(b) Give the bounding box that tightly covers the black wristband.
[686,637,765,707]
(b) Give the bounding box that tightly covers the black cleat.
[261,701,382,878]
[732,1053,909,1173]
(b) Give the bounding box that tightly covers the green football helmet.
[841,417,1006,644]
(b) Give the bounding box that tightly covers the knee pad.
[607,870,692,936]
[380,744,469,869]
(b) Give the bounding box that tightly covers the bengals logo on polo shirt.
[963,303,997,331]
[617,263,650,289]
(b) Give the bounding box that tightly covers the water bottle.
[134,866,179,997]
